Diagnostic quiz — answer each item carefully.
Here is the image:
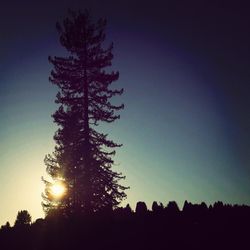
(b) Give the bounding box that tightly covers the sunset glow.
[50,182,66,198]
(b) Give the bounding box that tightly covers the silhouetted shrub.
[152,201,164,214]
[166,201,180,213]
[14,210,31,227]
[135,201,147,215]
[124,204,133,214]
[0,222,10,231]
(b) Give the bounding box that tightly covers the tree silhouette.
[14,210,31,226]
[135,201,148,215]
[42,10,127,216]
[0,222,10,231]
[152,201,164,213]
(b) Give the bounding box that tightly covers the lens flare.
[50,182,66,198]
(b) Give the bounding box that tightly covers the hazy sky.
[1,0,250,226]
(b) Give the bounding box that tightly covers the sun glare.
[50,182,66,198]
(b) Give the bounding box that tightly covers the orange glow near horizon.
[50,181,66,199]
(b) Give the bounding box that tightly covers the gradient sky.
[1,0,250,226]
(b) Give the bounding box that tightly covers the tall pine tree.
[42,10,127,216]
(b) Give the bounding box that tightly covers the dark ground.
[0,201,249,250]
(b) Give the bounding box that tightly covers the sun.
[50,181,66,198]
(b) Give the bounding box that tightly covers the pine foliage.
[42,10,127,216]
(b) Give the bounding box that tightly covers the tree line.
[1,200,249,249]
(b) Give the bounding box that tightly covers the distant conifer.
[14,210,31,226]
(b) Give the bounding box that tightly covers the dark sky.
[1,0,250,225]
